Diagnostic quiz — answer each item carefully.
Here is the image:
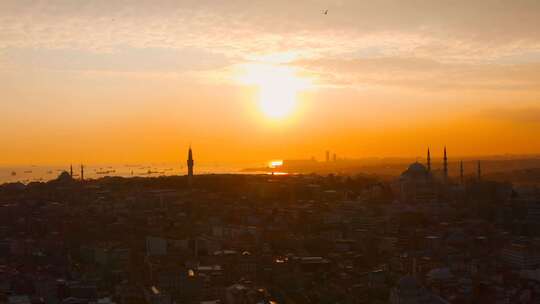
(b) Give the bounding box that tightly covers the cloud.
[2,47,231,73]
[483,107,540,124]
[293,57,540,91]
[0,0,539,94]
[1,0,539,61]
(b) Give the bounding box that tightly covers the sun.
[238,63,311,119]
[259,83,297,119]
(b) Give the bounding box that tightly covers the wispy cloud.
[1,0,540,96]
[1,0,539,63]
[294,57,540,91]
[2,47,231,73]
[483,107,540,124]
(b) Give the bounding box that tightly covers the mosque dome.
[408,162,427,173]
[401,162,429,179]
[55,171,73,183]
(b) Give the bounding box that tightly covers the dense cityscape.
[2,2,540,303]
[2,147,540,304]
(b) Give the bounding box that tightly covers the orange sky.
[1,0,540,165]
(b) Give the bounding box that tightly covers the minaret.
[460,160,464,185]
[187,146,194,186]
[477,160,481,181]
[70,164,73,178]
[80,164,84,181]
[427,148,431,172]
[443,146,448,181]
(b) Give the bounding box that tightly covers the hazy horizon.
[2,0,540,165]
[2,152,540,167]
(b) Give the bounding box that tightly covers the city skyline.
[2,2,540,303]
[1,145,539,167]
[1,0,540,165]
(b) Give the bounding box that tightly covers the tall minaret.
[460,160,464,185]
[187,146,194,185]
[427,147,431,172]
[80,164,84,181]
[443,146,448,181]
[477,160,481,181]
[70,164,73,178]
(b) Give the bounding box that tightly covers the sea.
[0,163,259,185]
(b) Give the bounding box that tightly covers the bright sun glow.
[260,86,296,119]
[238,63,311,119]
[269,160,283,168]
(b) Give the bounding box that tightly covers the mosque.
[395,147,463,204]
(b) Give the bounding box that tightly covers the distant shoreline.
[3,155,540,187]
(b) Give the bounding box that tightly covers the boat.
[96,170,116,175]
[145,170,163,175]
[11,171,16,176]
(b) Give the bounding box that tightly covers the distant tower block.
[477,160,481,181]
[443,146,448,181]
[326,150,330,162]
[333,153,337,162]
[187,146,194,185]
[460,160,464,184]
[427,148,431,172]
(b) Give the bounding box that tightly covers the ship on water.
[96,169,116,175]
